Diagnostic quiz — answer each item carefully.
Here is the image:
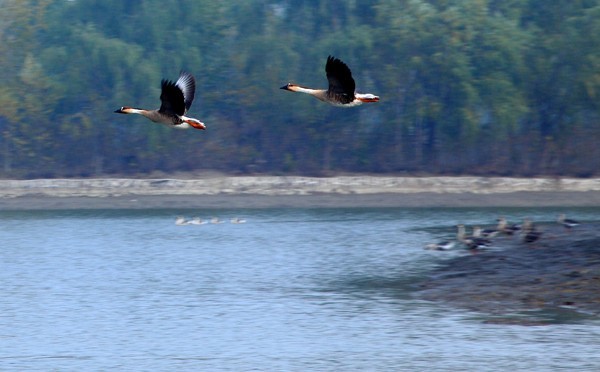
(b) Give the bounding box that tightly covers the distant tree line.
[0,0,599,178]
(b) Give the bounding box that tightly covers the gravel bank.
[1,176,600,209]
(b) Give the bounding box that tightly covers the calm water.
[1,207,600,371]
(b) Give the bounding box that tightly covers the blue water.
[1,207,600,371]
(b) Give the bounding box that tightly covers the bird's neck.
[293,86,326,96]
[126,108,148,115]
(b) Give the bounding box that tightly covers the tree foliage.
[0,0,598,177]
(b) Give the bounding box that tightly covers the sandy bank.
[1,176,600,209]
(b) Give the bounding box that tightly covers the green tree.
[0,0,598,177]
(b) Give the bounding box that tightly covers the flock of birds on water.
[114,56,380,130]
[175,216,247,226]
[425,214,581,252]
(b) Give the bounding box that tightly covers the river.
[1,207,599,370]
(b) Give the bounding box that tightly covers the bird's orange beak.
[115,106,134,114]
[280,83,295,91]
[186,119,206,130]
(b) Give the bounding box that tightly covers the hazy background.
[1,0,599,178]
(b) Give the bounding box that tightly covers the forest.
[1,0,599,178]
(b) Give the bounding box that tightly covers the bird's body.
[481,227,499,238]
[523,230,542,244]
[425,240,455,251]
[558,214,579,230]
[280,56,379,107]
[189,217,206,225]
[497,217,520,235]
[457,224,491,250]
[466,239,491,250]
[522,219,542,244]
[472,226,493,244]
[115,71,206,130]
[175,216,190,225]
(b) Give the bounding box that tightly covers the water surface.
[1,207,599,370]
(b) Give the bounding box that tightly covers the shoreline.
[1,176,600,209]
[0,192,600,210]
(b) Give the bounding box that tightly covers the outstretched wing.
[175,71,196,112]
[159,78,186,116]
[158,71,196,116]
[325,56,355,104]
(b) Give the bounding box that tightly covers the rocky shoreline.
[418,222,600,323]
[1,176,600,197]
[0,176,599,209]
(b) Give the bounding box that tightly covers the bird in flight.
[280,56,379,107]
[114,71,206,130]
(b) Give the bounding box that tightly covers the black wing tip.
[161,78,176,88]
[325,55,353,77]
[325,54,355,96]
[326,55,346,66]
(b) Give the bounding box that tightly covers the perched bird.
[481,226,500,238]
[522,219,542,244]
[465,238,491,250]
[456,224,470,243]
[175,216,190,226]
[497,216,520,235]
[424,240,455,251]
[189,217,206,225]
[557,214,580,230]
[457,224,491,250]
[280,56,379,107]
[523,230,541,244]
[471,226,493,244]
[114,71,206,130]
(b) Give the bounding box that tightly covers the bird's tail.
[356,93,380,103]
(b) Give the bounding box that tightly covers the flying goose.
[280,56,379,107]
[114,71,206,130]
